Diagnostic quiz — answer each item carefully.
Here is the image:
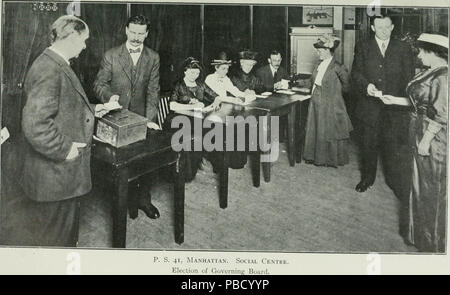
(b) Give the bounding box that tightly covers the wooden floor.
[72,141,417,252]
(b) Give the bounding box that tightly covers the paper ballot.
[104,101,122,111]
[1,127,10,145]
[374,90,383,98]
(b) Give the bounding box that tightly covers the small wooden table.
[91,129,186,248]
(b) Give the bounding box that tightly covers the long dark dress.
[402,66,448,252]
[303,59,353,167]
[168,80,217,181]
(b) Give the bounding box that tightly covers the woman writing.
[170,57,220,112]
[380,33,448,252]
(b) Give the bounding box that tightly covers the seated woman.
[301,34,352,167]
[231,49,265,94]
[205,52,255,169]
[205,51,256,104]
[168,57,220,181]
[170,57,219,112]
[380,33,448,252]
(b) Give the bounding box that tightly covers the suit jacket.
[21,49,95,202]
[308,58,353,140]
[351,38,414,126]
[94,43,160,122]
[255,64,289,92]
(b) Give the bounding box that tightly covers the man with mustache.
[94,15,161,219]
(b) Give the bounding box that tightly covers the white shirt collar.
[48,47,70,65]
[375,36,390,50]
[270,64,280,76]
[126,42,144,54]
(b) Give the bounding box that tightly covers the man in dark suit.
[94,15,161,219]
[20,16,110,246]
[351,14,414,198]
[256,50,289,92]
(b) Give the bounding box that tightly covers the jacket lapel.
[370,38,385,59]
[118,44,132,82]
[134,47,149,85]
[44,49,94,114]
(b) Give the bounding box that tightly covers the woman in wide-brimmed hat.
[231,49,265,94]
[301,33,353,167]
[380,33,448,252]
[205,51,254,102]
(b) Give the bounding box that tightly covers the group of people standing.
[302,14,447,252]
[16,12,447,253]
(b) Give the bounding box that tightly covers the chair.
[157,95,171,130]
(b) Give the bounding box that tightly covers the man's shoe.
[355,180,373,193]
[138,192,160,219]
[138,202,160,219]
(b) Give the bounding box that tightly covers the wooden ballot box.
[95,109,148,147]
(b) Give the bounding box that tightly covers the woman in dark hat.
[231,49,265,94]
[301,34,352,167]
[380,33,448,252]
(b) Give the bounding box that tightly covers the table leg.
[174,152,185,245]
[287,104,296,167]
[219,152,228,209]
[262,115,271,183]
[250,152,261,187]
[112,167,128,248]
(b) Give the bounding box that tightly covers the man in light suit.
[351,14,414,199]
[20,15,110,246]
[256,50,289,92]
[94,15,161,219]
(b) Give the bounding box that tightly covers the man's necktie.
[129,47,141,54]
[381,42,387,57]
[273,70,278,83]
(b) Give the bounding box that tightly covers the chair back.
[157,95,171,130]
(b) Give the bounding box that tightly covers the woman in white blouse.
[205,51,254,169]
[301,34,353,167]
[205,51,255,104]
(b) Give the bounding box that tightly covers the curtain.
[204,5,250,76]
[1,2,65,184]
[131,4,202,92]
[2,2,65,140]
[73,3,128,102]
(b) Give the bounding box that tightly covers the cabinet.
[289,27,333,75]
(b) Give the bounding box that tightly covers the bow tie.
[129,47,141,54]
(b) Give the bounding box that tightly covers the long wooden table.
[91,129,186,248]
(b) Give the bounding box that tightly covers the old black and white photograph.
[0,0,449,274]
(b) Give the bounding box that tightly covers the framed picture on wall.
[302,6,333,25]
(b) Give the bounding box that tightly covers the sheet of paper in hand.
[276,89,296,95]
[374,90,383,98]
[291,86,311,94]
[220,96,248,105]
[104,101,123,111]
[1,127,10,145]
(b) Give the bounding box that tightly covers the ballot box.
[95,109,148,147]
